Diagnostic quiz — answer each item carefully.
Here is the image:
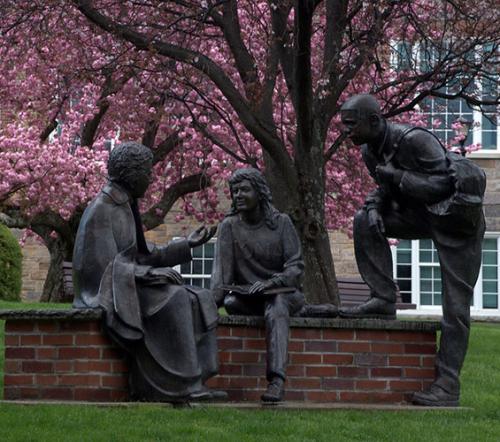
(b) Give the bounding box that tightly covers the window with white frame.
[421,91,498,153]
[177,240,215,289]
[392,236,500,310]
[394,239,412,303]
[481,238,498,308]
[392,42,499,153]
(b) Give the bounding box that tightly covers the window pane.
[482,131,496,150]
[398,265,411,278]
[193,246,203,258]
[433,251,439,263]
[420,239,433,250]
[483,295,498,309]
[204,260,213,274]
[421,293,432,305]
[421,267,432,278]
[398,250,411,263]
[432,267,442,280]
[483,251,497,265]
[193,260,203,274]
[483,238,497,251]
[482,266,497,279]
[398,239,412,249]
[179,241,215,292]
[420,250,432,262]
[434,293,442,305]
[205,242,215,258]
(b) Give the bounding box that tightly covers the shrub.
[0,223,22,301]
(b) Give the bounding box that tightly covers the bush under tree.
[0,223,22,301]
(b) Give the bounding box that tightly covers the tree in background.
[0,7,222,301]
[0,1,498,303]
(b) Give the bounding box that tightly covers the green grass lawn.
[0,302,499,441]
[0,300,72,309]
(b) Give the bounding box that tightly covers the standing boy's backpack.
[395,127,486,220]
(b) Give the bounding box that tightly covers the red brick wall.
[3,318,436,403]
[206,325,435,403]
[3,320,128,401]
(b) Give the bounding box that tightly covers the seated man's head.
[340,94,384,146]
[108,142,153,198]
[228,168,278,227]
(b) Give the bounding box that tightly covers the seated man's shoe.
[261,378,284,403]
[188,386,228,401]
[412,384,459,407]
[339,297,396,320]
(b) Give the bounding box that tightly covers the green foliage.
[0,224,22,301]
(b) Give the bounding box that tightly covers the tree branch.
[142,173,210,229]
[74,0,295,175]
[142,92,167,148]
[220,0,261,101]
[40,93,69,143]
[151,131,181,165]
[294,0,314,152]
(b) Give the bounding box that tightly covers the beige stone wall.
[329,231,359,278]
[17,234,50,302]
[476,158,500,231]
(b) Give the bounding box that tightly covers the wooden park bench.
[337,277,416,310]
[63,261,75,300]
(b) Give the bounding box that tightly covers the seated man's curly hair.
[107,141,153,185]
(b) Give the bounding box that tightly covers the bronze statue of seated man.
[73,141,226,403]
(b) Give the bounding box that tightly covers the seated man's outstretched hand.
[187,225,217,248]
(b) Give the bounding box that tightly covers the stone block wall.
[2,311,438,403]
[477,158,500,231]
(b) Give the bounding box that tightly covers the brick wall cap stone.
[219,315,440,331]
[0,309,440,331]
[0,308,103,321]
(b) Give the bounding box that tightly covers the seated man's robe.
[73,182,218,401]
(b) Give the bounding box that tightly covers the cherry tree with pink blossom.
[0,0,498,303]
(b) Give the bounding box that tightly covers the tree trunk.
[293,169,340,306]
[34,229,75,303]
[300,227,339,305]
[263,153,339,305]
